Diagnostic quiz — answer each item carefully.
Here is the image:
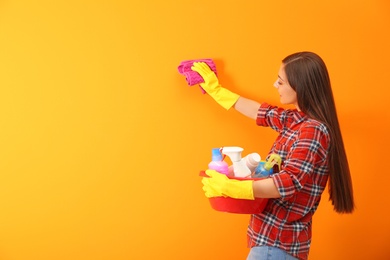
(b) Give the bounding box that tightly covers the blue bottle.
[254,153,281,178]
[208,148,229,175]
[254,161,273,178]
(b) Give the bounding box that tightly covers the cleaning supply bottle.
[254,153,282,178]
[208,148,229,175]
[254,161,274,178]
[229,153,261,176]
[222,146,251,178]
[245,153,261,173]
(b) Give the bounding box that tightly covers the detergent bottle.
[244,153,261,173]
[254,153,282,178]
[222,146,252,178]
[208,148,229,175]
[228,153,261,176]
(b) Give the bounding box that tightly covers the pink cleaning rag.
[178,59,218,94]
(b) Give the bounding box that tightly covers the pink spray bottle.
[208,148,229,175]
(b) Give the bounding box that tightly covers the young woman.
[191,52,354,260]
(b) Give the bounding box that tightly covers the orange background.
[0,1,389,259]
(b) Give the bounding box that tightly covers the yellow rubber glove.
[202,170,254,200]
[191,62,240,110]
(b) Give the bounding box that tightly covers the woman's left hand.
[202,170,254,200]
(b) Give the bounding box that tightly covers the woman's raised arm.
[234,97,262,120]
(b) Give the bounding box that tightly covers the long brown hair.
[282,52,354,213]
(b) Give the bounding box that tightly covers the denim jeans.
[246,246,299,260]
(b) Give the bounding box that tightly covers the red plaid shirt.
[248,103,330,260]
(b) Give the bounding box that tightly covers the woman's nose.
[273,80,278,88]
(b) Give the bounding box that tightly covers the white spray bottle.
[221,146,251,178]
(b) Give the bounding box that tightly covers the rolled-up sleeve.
[256,103,289,133]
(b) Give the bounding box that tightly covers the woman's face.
[274,64,299,109]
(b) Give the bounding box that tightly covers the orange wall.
[0,1,389,259]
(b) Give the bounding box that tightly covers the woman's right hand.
[191,62,240,110]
